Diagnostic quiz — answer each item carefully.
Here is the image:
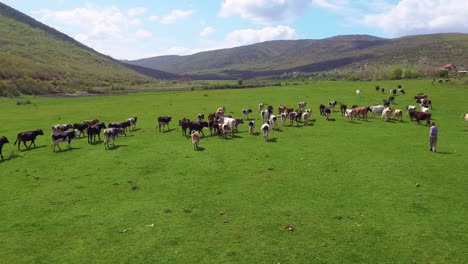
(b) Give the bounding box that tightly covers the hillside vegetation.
[126,34,468,79]
[0,3,165,96]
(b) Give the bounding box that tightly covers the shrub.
[390,67,403,80]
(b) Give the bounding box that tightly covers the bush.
[437,70,449,78]
[237,78,243,85]
[390,67,403,80]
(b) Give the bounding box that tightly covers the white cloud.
[75,33,88,42]
[362,0,468,36]
[219,0,310,24]
[224,25,297,47]
[149,15,158,22]
[136,29,152,38]
[311,0,349,11]
[127,7,147,17]
[200,26,215,37]
[160,9,194,24]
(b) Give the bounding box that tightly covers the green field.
[1,80,467,263]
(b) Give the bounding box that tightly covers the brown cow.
[409,110,431,125]
[191,130,200,150]
[352,107,371,121]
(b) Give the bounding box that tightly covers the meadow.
[0,80,467,263]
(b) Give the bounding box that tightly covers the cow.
[87,122,106,143]
[83,119,99,126]
[157,116,172,132]
[218,124,229,139]
[414,94,427,100]
[51,130,78,151]
[216,107,226,116]
[356,89,361,96]
[248,120,255,135]
[258,103,265,111]
[278,105,287,114]
[353,107,371,121]
[383,99,391,107]
[398,88,405,95]
[324,107,332,120]
[421,106,430,113]
[14,129,44,150]
[191,130,200,150]
[398,84,402,89]
[179,118,191,136]
[261,122,271,142]
[52,124,73,134]
[188,121,208,137]
[408,110,431,125]
[461,113,468,126]
[390,89,397,96]
[351,105,359,109]
[197,114,205,122]
[221,117,236,137]
[298,102,307,111]
[375,85,380,91]
[128,117,138,130]
[295,110,303,121]
[394,109,403,121]
[370,105,385,118]
[328,101,337,111]
[261,110,270,122]
[302,111,310,125]
[381,88,385,93]
[109,121,130,135]
[344,109,354,122]
[381,107,392,121]
[242,109,252,120]
[0,136,9,159]
[280,113,288,126]
[286,108,294,114]
[103,128,125,149]
[340,104,347,116]
[319,104,326,116]
[73,123,88,137]
[267,105,274,115]
[389,96,395,104]
[288,112,299,126]
[417,99,432,108]
[208,113,216,122]
[269,115,278,130]
[234,119,244,132]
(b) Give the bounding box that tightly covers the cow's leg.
[25,141,30,149]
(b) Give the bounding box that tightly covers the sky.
[2,0,467,60]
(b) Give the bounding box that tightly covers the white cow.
[370,105,385,118]
[261,110,270,122]
[258,103,265,111]
[269,115,278,130]
[302,112,310,125]
[344,109,354,122]
[280,113,288,126]
[421,106,430,113]
[356,89,361,96]
[222,117,236,137]
[461,113,468,126]
[381,107,392,121]
[261,122,270,142]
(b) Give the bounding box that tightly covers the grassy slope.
[0,80,467,263]
[0,3,151,88]
[127,34,468,77]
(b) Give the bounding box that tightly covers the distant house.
[443,64,456,71]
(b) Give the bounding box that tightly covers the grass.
[0,80,467,263]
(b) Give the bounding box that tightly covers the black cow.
[398,84,402,89]
[208,120,219,135]
[158,116,172,132]
[375,85,380,91]
[267,105,274,115]
[340,104,347,116]
[319,104,326,116]
[351,105,359,109]
[383,100,391,107]
[109,121,131,135]
[52,131,77,151]
[73,123,88,137]
[87,122,106,143]
[324,107,332,120]
[0,136,9,159]
[188,121,208,136]
[179,118,192,136]
[381,88,385,93]
[14,129,44,150]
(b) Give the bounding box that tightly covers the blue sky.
[2,0,467,60]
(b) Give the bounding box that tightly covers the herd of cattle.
[0,85,467,157]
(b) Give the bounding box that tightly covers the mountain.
[127,33,468,79]
[0,3,177,95]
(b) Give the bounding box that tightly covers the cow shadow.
[349,121,361,124]
[268,138,278,143]
[106,145,128,150]
[131,128,141,132]
[89,140,103,145]
[232,135,243,139]
[159,129,175,133]
[19,145,46,152]
[327,118,336,121]
[435,151,452,155]
[253,132,260,136]
[53,147,82,153]
[195,147,205,152]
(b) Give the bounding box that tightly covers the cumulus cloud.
[160,9,194,24]
[219,0,310,24]
[149,15,158,22]
[127,7,147,17]
[135,29,152,38]
[200,26,215,37]
[362,0,468,36]
[224,25,297,47]
[311,0,349,11]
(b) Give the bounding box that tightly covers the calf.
[197,114,205,122]
[269,115,278,130]
[189,121,209,136]
[390,89,397,96]
[83,119,99,126]
[248,120,255,135]
[302,111,310,125]
[52,124,73,134]
[242,109,252,120]
[157,116,172,132]
[381,88,385,93]
[417,99,432,108]
[128,117,138,130]
[288,112,299,126]
[319,104,326,116]
[375,85,380,91]
[267,105,274,115]
[14,129,44,150]
[328,101,337,111]
[258,103,265,111]
[461,113,468,126]
[409,110,431,125]
[356,89,361,96]
[52,130,78,151]
[286,108,294,114]
[398,88,405,95]
[234,119,244,132]
[353,107,371,121]
[0,136,9,159]
[221,117,236,137]
[280,113,288,126]
[278,105,287,114]
[73,123,88,137]
[87,122,106,143]
[261,110,270,122]
[381,107,392,121]
[109,121,130,135]
[261,122,270,142]
[324,107,331,120]
[340,104,347,116]
[298,102,307,111]
[103,128,125,149]
[370,105,385,118]
[179,118,192,136]
[394,109,403,121]
[344,109,354,122]
[208,120,218,135]
[191,130,200,150]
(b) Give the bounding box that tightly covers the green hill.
[0,3,178,96]
[126,33,468,79]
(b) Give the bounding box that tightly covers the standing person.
[429,122,438,152]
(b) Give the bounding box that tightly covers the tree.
[390,67,403,80]
[437,70,448,78]
[237,78,243,85]
[403,69,413,79]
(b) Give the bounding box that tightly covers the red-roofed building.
[443,64,456,71]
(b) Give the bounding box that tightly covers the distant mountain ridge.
[126,33,468,79]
